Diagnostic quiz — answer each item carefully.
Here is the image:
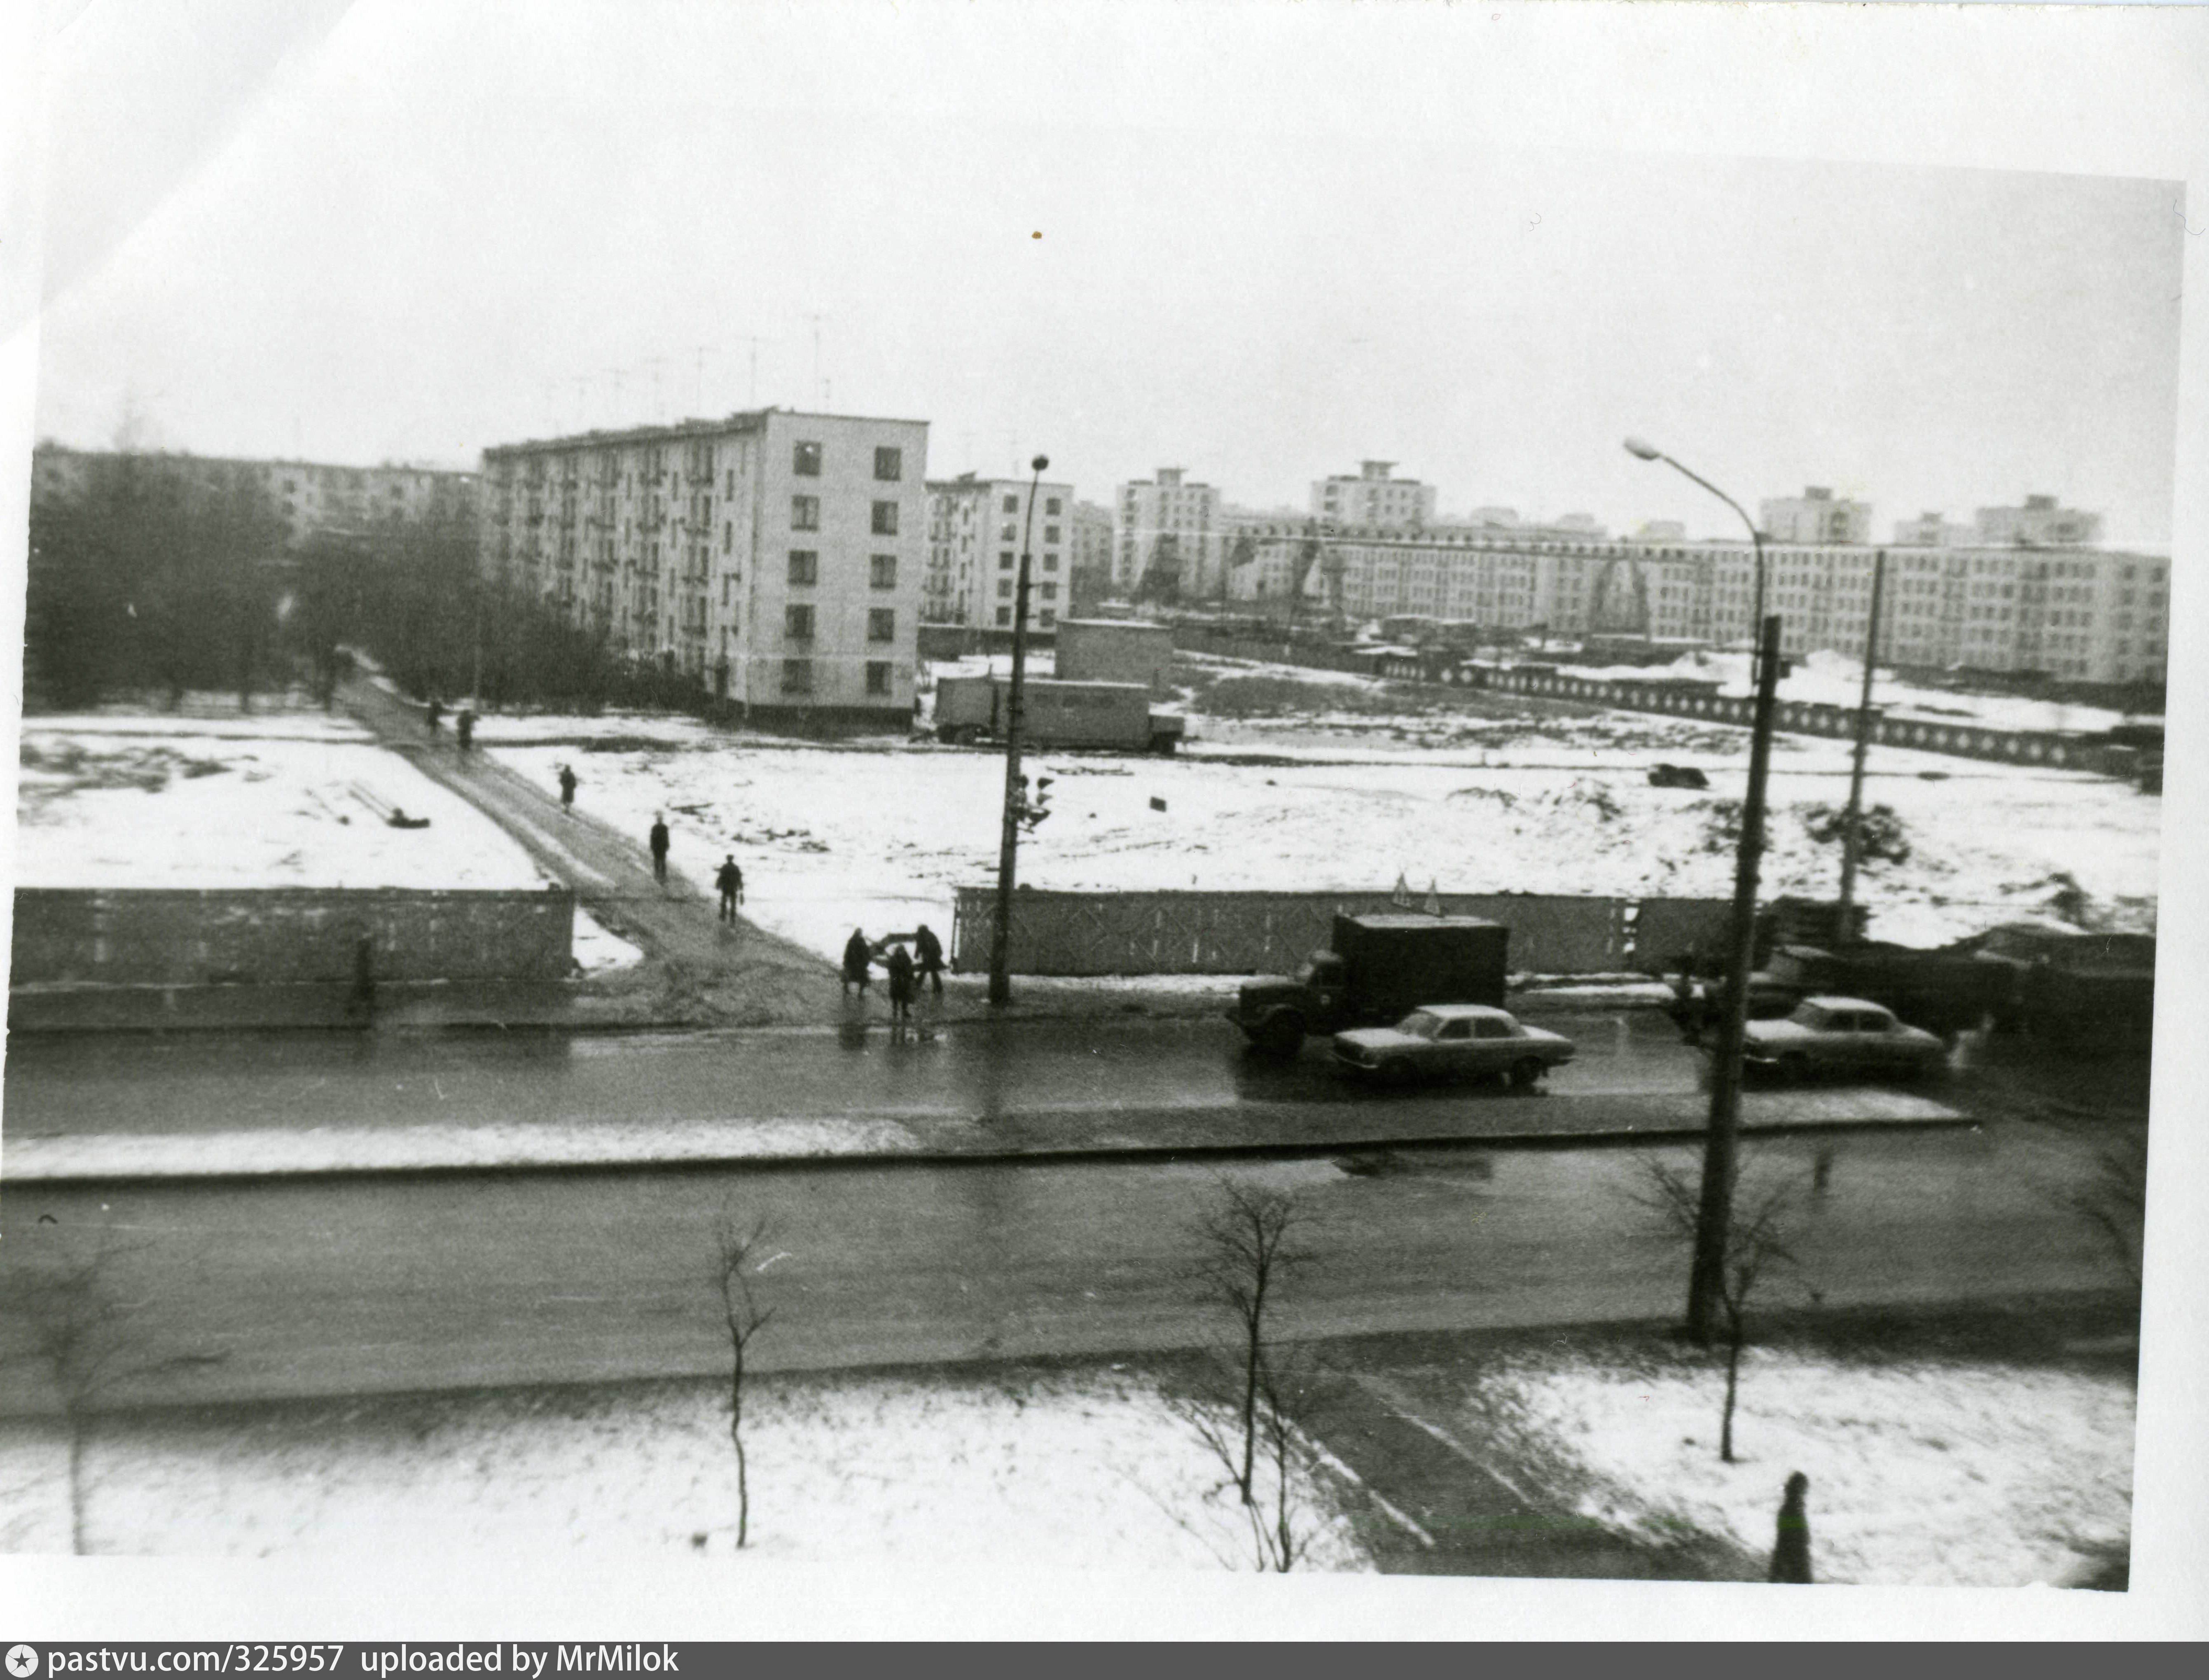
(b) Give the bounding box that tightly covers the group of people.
[423,697,475,752]
[844,925,946,1021]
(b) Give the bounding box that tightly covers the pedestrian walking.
[558,763,578,813]
[648,814,671,885]
[842,928,873,997]
[425,696,444,739]
[715,855,745,922]
[456,707,475,754]
[1768,1472,1814,1584]
[913,923,946,996]
[886,942,916,1023]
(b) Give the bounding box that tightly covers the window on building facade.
[1000,523,1017,542]
[793,442,822,477]
[1043,553,1059,571]
[1044,525,1060,544]
[996,607,1012,626]
[1040,583,1057,601]
[998,579,1013,599]
[792,495,820,530]
[788,550,818,585]
[781,659,813,694]
[1045,497,1061,516]
[872,501,899,536]
[1000,551,1014,569]
[1039,610,1057,628]
[865,661,892,696]
[785,604,815,640]
[1002,496,1018,514]
[874,447,902,481]
[869,554,898,589]
[868,608,895,643]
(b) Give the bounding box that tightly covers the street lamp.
[1624,437,1769,682]
[987,455,1051,1007]
[1623,436,1783,1347]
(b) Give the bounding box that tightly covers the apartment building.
[1310,461,1436,532]
[1892,511,1975,548]
[1222,520,2169,685]
[30,444,477,548]
[479,409,928,726]
[1069,500,1114,603]
[1760,486,1874,546]
[1974,494,2105,548]
[1115,468,1225,599]
[922,473,1075,629]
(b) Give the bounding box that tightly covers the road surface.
[0,1116,2122,1414]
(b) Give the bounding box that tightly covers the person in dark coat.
[715,855,744,922]
[648,815,671,884]
[913,923,945,996]
[456,708,475,753]
[425,697,444,739]
[1768,1471,1813,1584]
[886,942,916,1022]
[842,929,873,996]
[558,763,578,813]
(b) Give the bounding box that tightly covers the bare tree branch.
[712,1208,778,1549]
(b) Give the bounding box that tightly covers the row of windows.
[785,550,899,589]
[793,441,904,482]
[783,605,898,643]
[779,659,897,696]
[790,495,901,535]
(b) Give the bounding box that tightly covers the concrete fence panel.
[10,887,576,987]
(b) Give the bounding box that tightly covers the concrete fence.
[9,887,577,987]
[949,887,1734,978]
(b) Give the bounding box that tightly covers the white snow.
[570,907,643,973]
[1472,1348,2134,1587]
[1556,647,2153,739]
[16,715,547,891]
[0,1371,1371,1569]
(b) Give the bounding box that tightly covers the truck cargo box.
[1331,913,1508,1022]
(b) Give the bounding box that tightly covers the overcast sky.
[25,0,2187,545]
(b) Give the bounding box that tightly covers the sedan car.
[1739,995,1947,1083]
[1332,1004,1576,1090]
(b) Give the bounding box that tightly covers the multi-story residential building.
[30,444,477,548]
[1974,493,2105,548]
[1221,521,2169,685]
[1760,486,1874,546]
[1310,462,1436,532]
[479,408,927,725]
[1068,499,1114,607]
[1115,467,1225,599]
[923,473,1075,629]
[1892,511,1974,548]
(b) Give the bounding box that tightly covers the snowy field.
[477,654,2159,965]
[1558,647,2154,739]
[1467,1345,2134,1587]
[0,1370,1367,1570]
[16,703,543,891]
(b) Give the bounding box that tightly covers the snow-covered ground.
[477,665,2158,964]
[0,1370,1369,1569]
[1469,1346,2134,1587]
[16,705,545,891]
[1557,647,2154,738]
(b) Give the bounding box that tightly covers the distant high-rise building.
[1116,467,1225,600]
[1974,494,2104,548]
[923,473,1075,630]
[1311,462,1437,532]
[1760,486,1873,545]
[479,408,927,724]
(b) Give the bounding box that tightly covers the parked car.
[1332,1004,1575,1089]
[1739,996,1948,1084]
[1648,762,1711,789]
[1668,942,2008,1042]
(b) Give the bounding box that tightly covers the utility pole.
[1837,548,1888,921]
[988,456,1052,1007]
[1686,612,1784,1345]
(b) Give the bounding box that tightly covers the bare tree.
[2,1222,150,1554]
[1194,1180,1304,1504]
[1637,1159,1802,1463]
[712,1210,777,1549]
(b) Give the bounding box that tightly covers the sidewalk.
[3,1082,1966,1183]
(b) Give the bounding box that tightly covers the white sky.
[21,1,2186,544]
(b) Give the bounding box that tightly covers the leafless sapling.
[1196,1179,1304,1506]
[713,1210,778,1549]
[1638,1157,1802,1463]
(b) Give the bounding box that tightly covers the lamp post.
[987,455,1051,1007]
[1624,437,1769,683]
[1623,436,1783,1346]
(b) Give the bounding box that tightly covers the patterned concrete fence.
[949,888,1734,978]
[9,887,577,987]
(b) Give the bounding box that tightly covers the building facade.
[923,473,1075,629]
[479,409,928,725]
[1892,511,1975,548]
[1115,467,1225,599]
[1310,461,1437,532]
[30,444,477,547]
[1225,522,2169,685]
[1069,499,1114,607]
[1974,494,2105,548]
[1760,486,1874,546]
